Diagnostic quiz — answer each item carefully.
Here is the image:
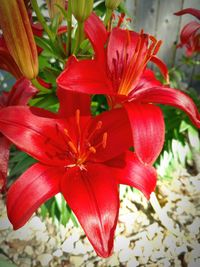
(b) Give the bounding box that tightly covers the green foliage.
[155,55,200,179]
[0,258,17,267]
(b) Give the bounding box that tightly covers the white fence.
[125,0,200,89]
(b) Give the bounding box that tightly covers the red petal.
[150,56,169,83]
[0,106,68,165]
[124,103,165,164]
[133,86,200,128]
[57,87,91,117]
[32,22,43,37]
[85,13,108,62]
[0,135,10,192]
[6,78,38,106]
[89,107,132,162]
[7,163,62,229]
[61,163,119,257]
[107,28,141,77]
[174,8,200,20]
[57,25,68,35]
[37,77,52,89]
[133,69,162,93]
[107,151,157,199]
[179,21,200,45]
[57,58,113,94]
[0,37,23,79]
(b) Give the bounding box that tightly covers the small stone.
[29,216,46,232]
[187,218,200,235]
[61,238,74,253]
[146,223,159,239]
[74,240,86,254]
[188,260,198,267]
[106,253,119,266]
[53,249,63,257]
[7,225,33,241]
[163,235,177,250]
[173,259,182,267]
[118,248,133,262]
[143,241,153,258]
[24,245,34,256]
[70,255,84,266]
[150,250,165,262]
[175,245,188,255]
[36,231,49,242]
[35,244,45,255]
[114,236,129,252]
[37,253,53,267]
[127,257,139,267]
[20,258,32,267]
[0,216,12,230]
[132,245,143,257]
[139,256,149,265]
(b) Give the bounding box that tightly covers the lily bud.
[0,0,38,79]
[71,0,93,22]
[46,0,65,24]
[105,0,122,10]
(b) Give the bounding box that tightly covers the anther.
[102,132,108,148]
[153,40,162,55]
[68,141,78,154]
[149,35,157,43]
[89,146,96,154]
[64,129,69,136]
[87,120,103,141]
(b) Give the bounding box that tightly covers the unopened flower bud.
[105,0,122,10]
[0,0,38,79]
[46,0,65,24]
[71,0,93,22]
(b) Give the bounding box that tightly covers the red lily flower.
[174,8,200,56]
[0,36,23,79]
[57,13,200,165]
[0,89,157,257]
[0,78,37,192]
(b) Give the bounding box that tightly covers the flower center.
[117,30,162,96]
[64,109,107,168]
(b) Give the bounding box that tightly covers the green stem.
[73,21,84,55]
[31,0,54,42]
[67,0,72,57]
[31,78,51,94]
[104,8,112,27]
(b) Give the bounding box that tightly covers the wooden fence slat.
[125,0,200,89]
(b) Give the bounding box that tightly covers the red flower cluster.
[174,8,200,56]
[0,8,199,258]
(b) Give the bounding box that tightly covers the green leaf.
[50,13,60,38]
[43,68,57,84]
[35,36,54,54]
[54,3,68,21]
[0,258,17,267]
[188,125,200,149]
[9,154,36,177]
[179,120,190,132]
